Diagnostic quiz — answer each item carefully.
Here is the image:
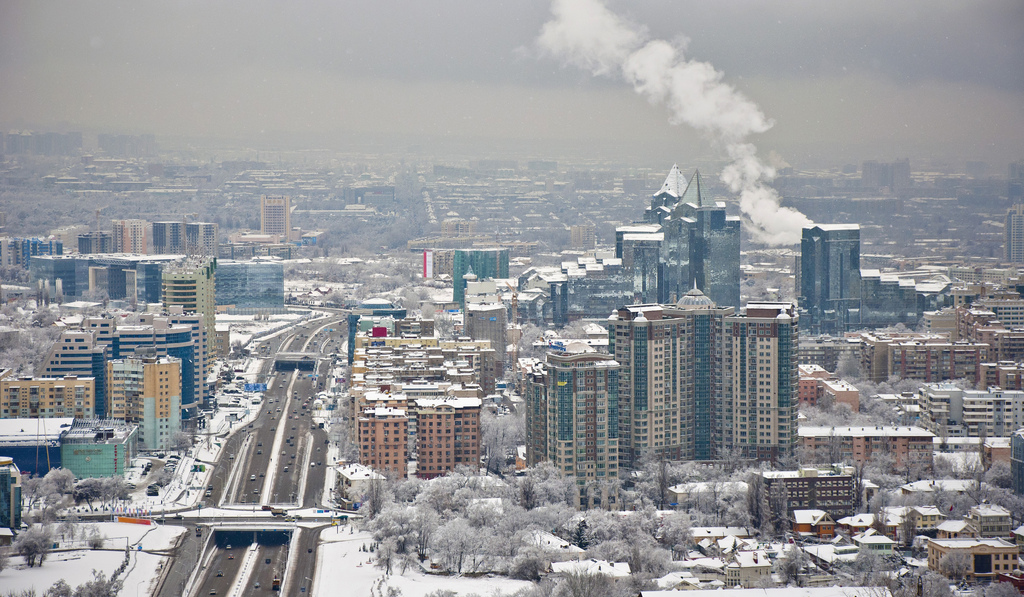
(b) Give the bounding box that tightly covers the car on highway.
[216,571,223,577]
[250,475,257,481]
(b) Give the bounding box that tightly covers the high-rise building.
[77,231,112,254]
[260,195,291,238]
[40,331,109,416]
[162,257,219,355]
[452,248,509,305]
[0,375,96,419]
[1008,161,1024,204]
[1011,429,1024,495]
[524,346,620,509]
[1005,204,1024,263]
[414,397,481,479]
[724,303,800,463]
[570,224,597,249]
[0,457,22,533]
[111,219,148,254]
[358,407,408,478]
[619,165,740,307]
[798,224,861,334]
[152,221,186,254]
[607,289,734,467]
[465,302,507,369]
[107,355,181,450]
[185,222,218,256]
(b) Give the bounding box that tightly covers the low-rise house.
[725,550,771,588]
[334,462,385,509]
[550,558,630,579]
[793,509,836,539]
[928,538,1019,582]
[936,520,976,540]
[853,529,895,556]
[525,530,585,562]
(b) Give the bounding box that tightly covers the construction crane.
[94,206,106,232]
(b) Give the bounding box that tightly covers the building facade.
[0,375,95,419]
[162,257,219,356]
[106,356,181,451]
[413,397,481,479]
[152,221,186,255]
[1006,203,1024,263]
[60,419,138,478]
[524,347,620,509]
[111,219,148,254]
[215,259,285,310]
[798,224,861,335]
[185,222,218,256]
[358,407,408,478]
[260,195,291,238]
[0,457,22,532]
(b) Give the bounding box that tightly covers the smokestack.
[538,0,813,245]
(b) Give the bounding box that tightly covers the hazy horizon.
[2,1,1022,168]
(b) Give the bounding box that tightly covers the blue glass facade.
[215,260,285,309]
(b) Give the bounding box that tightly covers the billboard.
[423,250,434,278]
[244,383,268,393]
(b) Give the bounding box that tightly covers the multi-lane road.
[157,314,348,597]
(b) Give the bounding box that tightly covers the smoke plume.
[538,0,812,245]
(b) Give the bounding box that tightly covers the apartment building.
[414,397,481,479]
[919,382,1024,438]
[357,407,409,478]
[107,355,181,451]
[799,426,935,470]
[0,375,95,419]
[524,346,620,508]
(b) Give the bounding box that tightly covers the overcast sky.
[2,1,1021,166]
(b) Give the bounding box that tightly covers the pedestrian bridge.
[273,352,319,371]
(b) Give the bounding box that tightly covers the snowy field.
[218,311,310,347]
[313,529,532,597]
[0,522,186,596]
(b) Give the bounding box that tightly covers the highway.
[157,313,348,597]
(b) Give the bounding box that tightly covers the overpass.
[273,352,320,371]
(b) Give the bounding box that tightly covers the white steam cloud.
[538,0,812,245]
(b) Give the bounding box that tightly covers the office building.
[60,419,138,478]
[723,303,800,463]
[524,346,620,509]
[607,289,734,466]
[927,538,1017,583]
[260,195,291,238]
[152,221,186,254]
[107,355,181,451]
[1006,203,1024,263]
[413,397,481,479]
[30,254,179,303]
[111,219,148,254]
[185,222,218,256]
[358,407,408,478]
[0,457,22,533]
[215,259,285,310]
[452,248,509,305]
[798,224,861,334]
[163,257,219,355]
[0,375,95,419]
[619,166,741,307]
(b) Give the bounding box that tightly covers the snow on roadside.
[0,523,186,596]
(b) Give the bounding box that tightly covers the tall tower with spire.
[621,165,741,307]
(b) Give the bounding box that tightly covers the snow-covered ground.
[0,522,186,597]
[218,311,311,347]
[313,529,531,597]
